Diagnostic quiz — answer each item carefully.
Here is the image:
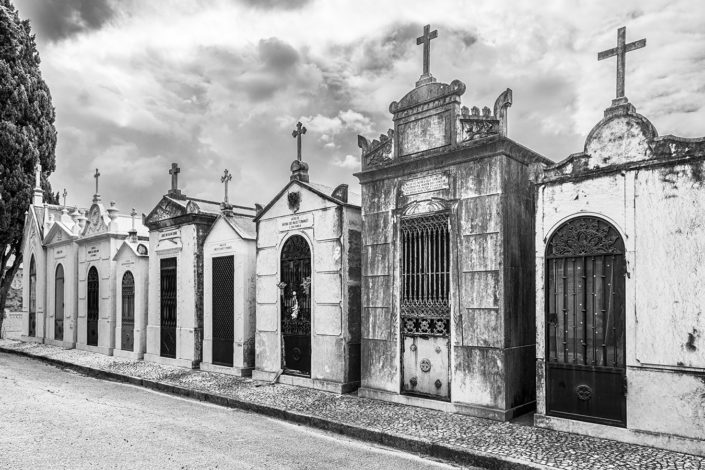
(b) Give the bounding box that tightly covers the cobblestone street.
[1,340,703,469]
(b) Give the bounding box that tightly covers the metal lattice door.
[160,258,177,358]
[29,257,36,337]
[87,267,99,346]
[55,264,64,341]
[121,271,135,352]
[545,217,626,427]
[280,235,311,376]
[400,213,451,400]
[212,255,234,366]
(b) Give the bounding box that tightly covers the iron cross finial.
[221,169,233,204]
[292,121,307,162]
[597,26,646,100]
[169,162,180,191]
[93,168,100,195]
[62,188,67,207]
[417,24,438,77]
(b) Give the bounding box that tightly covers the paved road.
[0,353,466,469]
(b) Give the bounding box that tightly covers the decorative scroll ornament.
[358,129,394,169]
[548,217,624,258]
[576,384,592,401]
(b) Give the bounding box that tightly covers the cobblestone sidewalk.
[1,339,703,470]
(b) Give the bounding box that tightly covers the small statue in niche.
[290,291,299,319]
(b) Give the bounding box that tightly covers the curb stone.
[0,346,550,470]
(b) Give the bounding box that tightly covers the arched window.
[55,264,64,341]
[121,271,135,351]
[87,266,99,346]
[29,256,36,336]
[545,216,627,426]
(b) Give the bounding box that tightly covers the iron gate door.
[160,258,177,358]
[280,235,311,376]
[55,264,64,341]
[87,267,99,346]
[29,257,36,337]
[212,255,234,366]
[400,213,451,400]
[545,217,627,427]
[121,271,135,352]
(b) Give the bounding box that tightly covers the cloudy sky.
[13,0,705,213]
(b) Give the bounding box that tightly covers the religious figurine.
[290,291,299,320]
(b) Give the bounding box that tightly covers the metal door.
[212,255,234,366]
[400,213,451,399]
[121,271,135,352]
[545,217,627,427]
[55,264,64,341]
[280,235,311,376]
[87,267,99,346]
[29,257,36,337]
[160,258,177,358]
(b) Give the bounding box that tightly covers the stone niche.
[201,213,257,376]
[252,179,362,393]
[355,73,550,420]
[534,98,705,456]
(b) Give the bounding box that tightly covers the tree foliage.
[0,0,56,328]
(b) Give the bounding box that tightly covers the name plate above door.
[278,213,313,231]
[401,173,450,196]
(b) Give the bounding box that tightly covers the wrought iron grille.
[400,213,451,337]
[160,259,177,329]
[55,264,64,341]
[122,271,135,323]
[87,267,99,320]
[29,257,36,337]
[212,255,234,366]
[280,235,311,337]
[546,217,626,367]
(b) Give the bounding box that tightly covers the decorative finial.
[168,162,181,196]
[129,207,137,241]
[35,161,42,189]
[416,24,438,86]
[598,26,646,104]
[93,168,101,203]
[292,122,307,162]
[62,188,67,208]
[221,169,233,206]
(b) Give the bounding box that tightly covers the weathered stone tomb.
[252,124,362,393]
[355,26,551,419]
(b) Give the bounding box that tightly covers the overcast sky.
[13,0,705,214]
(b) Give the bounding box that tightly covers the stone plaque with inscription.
[277,213,313,231]
[401,173,450,196]
[87,246,101,261]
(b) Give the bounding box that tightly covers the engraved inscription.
[159,229,179,240]
[278,213,313,231]
[401,174,449,196]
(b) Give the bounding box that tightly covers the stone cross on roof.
[168,162,181,196]
[62,188,67,207]
[34,161,42,189]
[221,169,232,205]
[292,122,307,162]
[93,168,101,203]
[598,26,646,102]
[416,24,438,85]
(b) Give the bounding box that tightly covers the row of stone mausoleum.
[20,25,704,456]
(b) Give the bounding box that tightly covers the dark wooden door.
[160,258,177,358]
[28,257,36,337]
[280,236,311,376]
[400,213,451,400]
[545,217,627,427]
[55,264,64,341]
[87,267,99,346]
[121,271,135,352]
[212,255,234,366]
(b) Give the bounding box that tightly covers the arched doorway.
[29,256,36,337]
[55,264,64,341]
[121,271,135,352]
[280,235,311,376]
[87,266,99,346]
[545,216,626,426]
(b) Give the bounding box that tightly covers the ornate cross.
[94,168,100,195]
[62,188,67,207]
[221,169,232,205]
[169,162,180,191]
[598,26,646,100]
[130,208,137,231]
[417,24,438,76]
[292,122,306,161]
[35,161,42,188]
